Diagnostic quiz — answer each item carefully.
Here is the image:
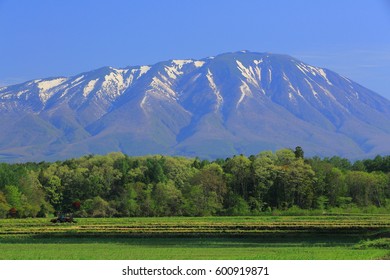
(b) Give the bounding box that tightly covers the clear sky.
[1,0,390,98]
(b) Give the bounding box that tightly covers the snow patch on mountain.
[102,72,125,96]
[37,78,67,103]
[304,78,320,99]
[37,78,67,92]
[87,70,133,100]
[283,73,303,101]
[194,61,205,68]
[254,59,263,65]
[72,75,85,84]
[305,65,318,76]
[296,64,307,76]
[236,60,259,88]
[149,77,177,99]
[296,88,304,99]
[140,94,148,109]
[191,73,202,83]
[206,69,223,110]
[254,65,262,81]
[317,83,337,102]
[317,69,333,86]
[165,65,183,80]
[302,70,338,103]
[16,90,29,99]
[83,79,99,97]
[295,63,332,86]
[0,86,14,99]
[288,92,295,101]
[138,66,151,78]
[69,78,84,89]
[268,69,272,83]
[237,80,252,108]
[172,60,193,68]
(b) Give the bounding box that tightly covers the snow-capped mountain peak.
[1,51,390,162]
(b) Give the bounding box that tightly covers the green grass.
[0,236,387,260]
[0,215,389,260]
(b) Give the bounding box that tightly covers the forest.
[0,147,390,218]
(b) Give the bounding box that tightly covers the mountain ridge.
[1,51,390,162]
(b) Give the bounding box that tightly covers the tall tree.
[225,155,251,199]
[294,146,304,159]
[0,191,10,218]
[152,180,183,216]
[251,151,276,211]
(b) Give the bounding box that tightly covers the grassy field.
[0,215,389,260]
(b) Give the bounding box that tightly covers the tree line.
[0,147,389,218]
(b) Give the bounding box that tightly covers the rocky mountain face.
[1,51,390,162]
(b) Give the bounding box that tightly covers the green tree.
[224,192,251,215]
[225,155,251,199]
[0,191,10,218]
[152,180,183,216]
[182,163,227,216]
[191,163,227,203]
[127,182,155,216]
[4,185,23,210]
[325,156,352,171]
[83,196,116,217]
[276,149,296,166]
[111,182,141,217]
[44,175,63,211]
[352,160,366,171]
[18,171,51,217]
[324,167,346,207]
[182,184,222,216]
[270,158,316,209]
[294,146,304,159]
[145,157,167,184]
[164,157,195,190]
[0,163,25,189]
[60,166,90,211]
[251,151,276,211]
[345,171,387,207]
[369,172,388,207]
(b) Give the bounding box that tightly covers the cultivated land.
[0,215,389,260]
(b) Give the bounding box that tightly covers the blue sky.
[1,0,390,98]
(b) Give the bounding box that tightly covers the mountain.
[1,51,390,162]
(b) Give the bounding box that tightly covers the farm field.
[0,215,389,260]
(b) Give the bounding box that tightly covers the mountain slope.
[1,51,390,162]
